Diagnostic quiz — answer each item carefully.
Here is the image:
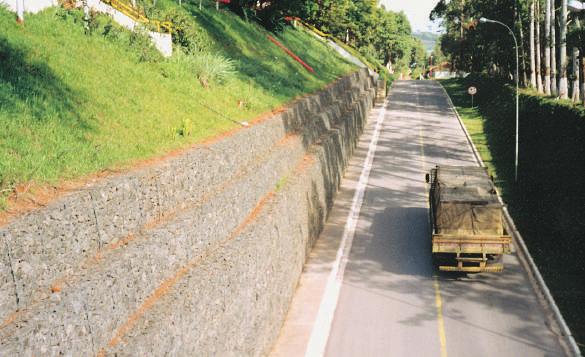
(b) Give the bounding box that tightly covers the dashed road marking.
[415,82,448,357]
[433,277,448,357]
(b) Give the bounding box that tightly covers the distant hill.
[413,31,439,54]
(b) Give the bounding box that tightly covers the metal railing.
[102,0,174,33]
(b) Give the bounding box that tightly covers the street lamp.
[568,0,584,12]
[479,17,520,182]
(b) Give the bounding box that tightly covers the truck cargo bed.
[428,166,512,272]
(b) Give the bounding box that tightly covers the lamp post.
[568,0,585,11]
[480,17,520,182]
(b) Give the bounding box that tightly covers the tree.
[551,0,558,95]
[516,0,529,85]
[559,0,568,98]
[429,0,584,104]
[530,0,537,87]
[411,38,427,69]
[536,0,543,93]
[568,12,584,103]
[571,47,580,101]
[544,0,551,94]
[250,0,422,75]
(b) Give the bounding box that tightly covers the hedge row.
[458,74,585,348]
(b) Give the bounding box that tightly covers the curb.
[438,81,581,357]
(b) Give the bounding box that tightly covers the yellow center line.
[433,277,448,357]
[415,82,448,357]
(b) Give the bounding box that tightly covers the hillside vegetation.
[0,3,355,209]
[222,0,428,78]
[432,0,584,102]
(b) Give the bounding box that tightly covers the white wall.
[86,0,137,31]
[0,0,172,57]
[86,0,173,57]
[148,31,172,58]
[0,0,56,13]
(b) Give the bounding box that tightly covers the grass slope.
[0,5,355,208]
[441,77,585,353]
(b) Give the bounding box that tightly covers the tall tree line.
[228,0,426,76]
[431,0,585,104]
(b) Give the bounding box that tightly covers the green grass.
[0,5,355,207]
[441,77,585,353]
[440,79,501,184]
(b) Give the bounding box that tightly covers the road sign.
[468,86,477,108]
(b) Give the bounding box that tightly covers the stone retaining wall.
[0,68,375,356]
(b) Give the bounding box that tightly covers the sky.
[379,0,442,33]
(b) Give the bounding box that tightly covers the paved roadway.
[271,80,567,357]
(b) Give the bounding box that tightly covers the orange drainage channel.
[97,191,276,356]
[0,135,300,336]
[98,152,316,355]
[267,35,315,73]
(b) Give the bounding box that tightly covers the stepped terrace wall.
[0,68,376,356]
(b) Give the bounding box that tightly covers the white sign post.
[468,86,477,108]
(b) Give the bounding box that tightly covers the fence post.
[16,0,24,24]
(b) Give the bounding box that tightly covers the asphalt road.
[272,80,567,357]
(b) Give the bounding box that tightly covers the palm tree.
[516,0,529,86]
[544,0,551,94]
[536,0,543,92]
[559,0,568,98]
[572,47,580,101]
[551,0,558,95]
[530,0,537,87]
[572,17,582,102]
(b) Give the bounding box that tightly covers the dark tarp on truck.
[428,166,512,272]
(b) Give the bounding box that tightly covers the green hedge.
[452,74,585,350]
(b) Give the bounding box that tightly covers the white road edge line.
[304,98,388,357]
[438,82,581,357]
